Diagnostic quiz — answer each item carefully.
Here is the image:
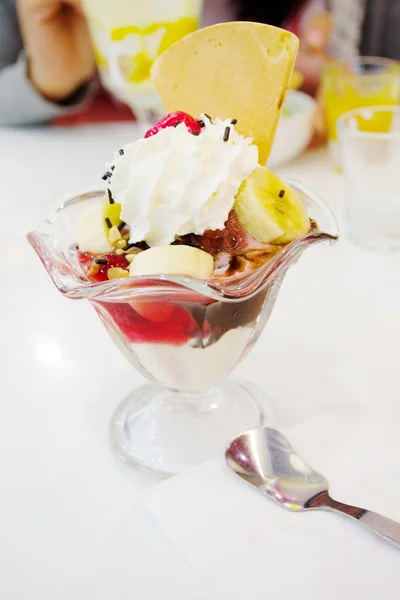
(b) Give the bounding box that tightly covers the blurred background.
[1,0,399,160]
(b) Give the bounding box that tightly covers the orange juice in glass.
[82,0,203,121]
[322,57,400,166]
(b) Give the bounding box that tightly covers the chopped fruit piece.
[151,22,298,164]
[131,301,181,323]
[88,262,101,277]
[234,166,310,243]
[109,225,122,245]
[102,196,122,231]
[96,301,197,346]
[82,252,130,283]
[129,245,214,279]
[114,240,127,250]
[108,267,129,279]
[177,211,247,257]
[144,111,201,138]
[77,196,122,253]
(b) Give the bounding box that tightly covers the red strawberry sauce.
[78,251,201,346]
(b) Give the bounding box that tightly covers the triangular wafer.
[151,22,298,165]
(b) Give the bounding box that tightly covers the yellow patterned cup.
[82,0,203,120]
[322,57,400,167]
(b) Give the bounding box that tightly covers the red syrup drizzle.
[79,251,202,346]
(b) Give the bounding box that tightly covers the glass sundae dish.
[28,22,338,477]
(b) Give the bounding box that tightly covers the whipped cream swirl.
[109,116,258,246]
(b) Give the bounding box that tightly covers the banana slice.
[77,203,111,253]
[77,196,122,253]
[234,166,310,244]
[129,245,214,279]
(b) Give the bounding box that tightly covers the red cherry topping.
[144,112,202,138]
[84,252,130,283]
[176,211,247,256]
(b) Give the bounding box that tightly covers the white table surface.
[1,124,399,599]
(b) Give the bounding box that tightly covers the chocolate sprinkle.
[111,165,115,171]
[102,171,112,180]
[223,126,231,142]
[192,131,200,136]
[117,222,126,231]
[279,189,285,198]
[204,113,212,122]
[119,149,124,156]
[197,119,205,128]
[105,217,112,229]
[125,242,138,250]
[231,118,238,125]
[107,189,114,204]
[94,257,108,265]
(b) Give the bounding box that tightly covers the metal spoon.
[226,427,400,548]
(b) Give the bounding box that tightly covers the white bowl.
[268,91,316,168]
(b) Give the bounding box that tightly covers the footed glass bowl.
[28,182,338,477]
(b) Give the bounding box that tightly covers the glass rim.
[323,56,400,78]
[337,105,400,141]
[27,183,338,303]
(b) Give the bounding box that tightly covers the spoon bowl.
[226,427,329,511]
[226,427,400,547]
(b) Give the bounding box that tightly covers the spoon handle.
[327,496,400,548]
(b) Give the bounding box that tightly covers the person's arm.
[0,50,97,126]
[0,0,96,126]
[0,1,22,69]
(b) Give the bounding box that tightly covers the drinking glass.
[322,57,400,167]
[338,106,400,251]
[82,0,203,120]
[28,183,338,478]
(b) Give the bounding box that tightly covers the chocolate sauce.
[225,255,247,277]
